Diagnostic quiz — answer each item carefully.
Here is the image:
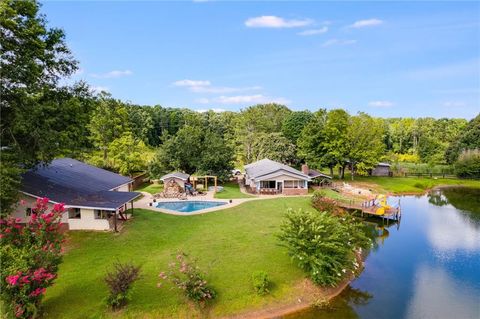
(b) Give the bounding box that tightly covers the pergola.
[191,175,218,193]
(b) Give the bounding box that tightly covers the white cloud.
[245,16,313,28]
[90,86,109,93]
[369,100,394,107]
[322,39,357,47]
[349,19,384,28]
[442,101,466,107]
[173,79,211,87]
[298,27,328,36]
[173,79,261,94]
[213,94,290,105]
[91,70,133,79]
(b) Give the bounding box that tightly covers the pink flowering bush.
[158,252,216,305]
[0,198,65,318]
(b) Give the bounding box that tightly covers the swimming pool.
[155,201,227,213]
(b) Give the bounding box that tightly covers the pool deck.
[134,191,261,215]
[134,190,312,215]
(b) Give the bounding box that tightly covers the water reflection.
[406,264,480,319]
[288,187,480,319]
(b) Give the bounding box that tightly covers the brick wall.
[282,188,308,195]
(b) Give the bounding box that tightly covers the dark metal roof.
[308,169,332,179]
[20,158,140,209]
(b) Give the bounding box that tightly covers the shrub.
[278,209,371,287]
[455,149,480,179]
[251,271,270,295]
[311,190,337,214]
[104,262,141,310]
[0,198,65,319]
[158,252,216,305]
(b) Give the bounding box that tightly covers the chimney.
[301,164,309,175]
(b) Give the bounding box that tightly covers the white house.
[12,158,140,231]
[244,159,311,195]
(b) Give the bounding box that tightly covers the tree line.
[1,0,479,215]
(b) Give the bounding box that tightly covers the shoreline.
[224,253,364,319]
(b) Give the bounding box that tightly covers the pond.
[288,187,480,319]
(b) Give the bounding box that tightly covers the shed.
[370,163,392,177]
[160,172,190,189]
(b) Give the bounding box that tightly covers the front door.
[277,182,283,193]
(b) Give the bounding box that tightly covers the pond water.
[288,187,480,319]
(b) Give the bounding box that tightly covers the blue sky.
[42,1,479,118]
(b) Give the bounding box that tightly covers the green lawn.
[350,176,480,194]
[213,182,255,199]
[135,182,163,194]
[43,198,312,318]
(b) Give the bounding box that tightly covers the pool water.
[288,187,480,319]
[155,201,227,213]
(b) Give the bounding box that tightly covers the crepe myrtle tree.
[0,198,65,319]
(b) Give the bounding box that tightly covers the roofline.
[19,191,141,211]
[109,180,133,191]
[160,173,190,181]
[252,169,311,182]
[252,168,311,181]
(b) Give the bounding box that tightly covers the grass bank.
[349,176,480,194]
[43,198,312,318]
[135,182,163,194]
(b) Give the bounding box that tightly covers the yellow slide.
[375,195,392,216]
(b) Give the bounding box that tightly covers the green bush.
[455,149,480,179]
[251,271,270,295]
[278,209,371,287]
[104,262,141,310]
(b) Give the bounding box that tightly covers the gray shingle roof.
[245,159,310,180]
[160,172,190,181]
[20,158,140,209]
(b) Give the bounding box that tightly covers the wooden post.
[114,210,117,233]
[214,177,217,193]
[205,177,207,191]
[131,201,133,217]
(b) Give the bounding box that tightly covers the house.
[370,163,392,177]
[244,159,311,195]
[160,172,190,190]
[12,158,141,231]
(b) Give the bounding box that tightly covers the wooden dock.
[337,198,401,226]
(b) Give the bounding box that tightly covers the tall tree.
[1,0,79,214]
[108,133,151,176]
[88,93,130,167]
[297,109,328,169]
[445,114,480,163]
[345,113,385,180]
[250,133,298,165]
[234,104,291,164]
[281,110,313,143]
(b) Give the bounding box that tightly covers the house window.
[25,208,32,217]
[284,180,305,189]
[260,181,276,189]
[94,210,108,219]
[68,208,81,219]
